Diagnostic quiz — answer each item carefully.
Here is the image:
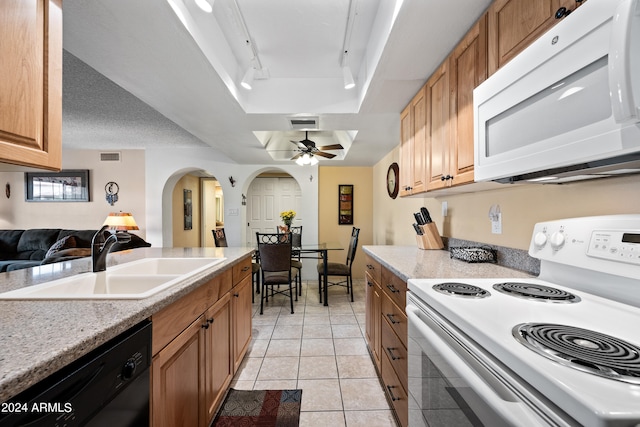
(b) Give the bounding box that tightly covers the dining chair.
[317,227,360,302]
[277,225,303,296]
[213,228,260,302]
[256,232,298,314]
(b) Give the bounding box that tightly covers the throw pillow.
[45,236,77,259]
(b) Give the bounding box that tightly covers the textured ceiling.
[62,0,492,166]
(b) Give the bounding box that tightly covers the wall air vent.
[289,117,318,130]
[100,152,121,162]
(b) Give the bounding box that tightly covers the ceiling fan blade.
[316,144,344,151]
[315,151,336,159]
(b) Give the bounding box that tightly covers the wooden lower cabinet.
[204,294,232,423]
[366,261,409,427]
[365,271,382,372]
[232,274,253,373]
[151,318,204,427]
[151,255,253,427]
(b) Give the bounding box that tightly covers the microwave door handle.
[609,0,640,123]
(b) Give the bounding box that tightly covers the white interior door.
[246,177,302,247]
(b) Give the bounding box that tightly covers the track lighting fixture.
[241,67,255,90]
[194,0,213,13]
[342,65,355,90]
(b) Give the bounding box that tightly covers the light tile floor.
[231,278,398,427]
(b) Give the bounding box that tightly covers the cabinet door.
[425,61,450,191]
[488,0,565,75]
[399,105,413,197]
[365,272,381,372]
[232,274,253,373]
[152,319,204,427]
[0,0,62,170]
[410,88,427,194]
[203,293,232,424]
[449,14,487,187]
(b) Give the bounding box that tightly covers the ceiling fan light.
[342,66,355,90]
[295,156,305,166]
[241,67,255,90]
[310,156,319,166]
[194,0,213,13]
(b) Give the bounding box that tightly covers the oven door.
[406,293,575,427]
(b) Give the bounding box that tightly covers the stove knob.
[533,232,547,249]
[549,231,566,250]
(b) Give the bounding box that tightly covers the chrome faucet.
[91,225,131,272]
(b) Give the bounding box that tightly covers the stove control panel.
[588,231,640,265]
[529,215,640,279]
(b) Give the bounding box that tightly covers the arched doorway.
[171,170,224,248]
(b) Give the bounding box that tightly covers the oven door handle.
[407,304,522,407]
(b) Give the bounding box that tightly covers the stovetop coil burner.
[494,282,580,303]
[432,282,490,298]
[513,323,640,385]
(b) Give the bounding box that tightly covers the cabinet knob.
[555,6,571,19]
[233,293,239,298]
[441,174,453,181]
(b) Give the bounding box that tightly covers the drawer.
[232,256,252,286]
[382,291,407,349]
[381,350,408,427]
[381,266,407,311]
[364,254,381,284]
[381,314,408,392]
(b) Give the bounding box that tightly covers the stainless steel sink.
[0,257,226,300]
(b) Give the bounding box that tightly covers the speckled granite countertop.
[0,247,254,403]
[362,246,535,282]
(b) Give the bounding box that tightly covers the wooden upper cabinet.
[487,0,578,75]
[425,61,450,191]
[409,88,427,194]
[448,14,488,187]
[0,0,62,170]
[399,104,413,197]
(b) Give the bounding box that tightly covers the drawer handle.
[366,264,374,270]
[386,313,399,325]
[386,385,401,402]
[367,281,373,287]
[241,266,250,272]
[386,347,400,361]
[233,293,239,298]
[386,284,400,294]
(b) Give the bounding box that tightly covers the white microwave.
[474,0,640,183]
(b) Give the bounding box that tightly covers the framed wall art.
[25,170,90,202]
[338,185,353,225]
[184,189,193,230]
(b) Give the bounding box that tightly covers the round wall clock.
[386,162,399,199]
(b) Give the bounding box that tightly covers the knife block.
[416,223,444,250]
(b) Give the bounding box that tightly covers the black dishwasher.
[0,320,151,427]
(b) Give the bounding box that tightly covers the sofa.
[0,229,151,272]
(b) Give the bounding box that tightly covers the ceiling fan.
[289,131,344,161]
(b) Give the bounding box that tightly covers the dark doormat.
[211,389,302,427]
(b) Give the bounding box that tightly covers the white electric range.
[407,215,640,427]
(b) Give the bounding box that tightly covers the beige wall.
[0,149,147,236]
[172,174,201,248]
[318,167,373,279]
[373,146,640,250]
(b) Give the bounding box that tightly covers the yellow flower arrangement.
[280,210,296,224]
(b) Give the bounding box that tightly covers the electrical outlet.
[491,213,502,234]
[442,201,448,217]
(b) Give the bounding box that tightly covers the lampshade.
[194,0,213,13]
[103,212,139,231]
[241,67,255,90]
[342,66,355,89]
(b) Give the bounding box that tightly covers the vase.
[283,220,292,229]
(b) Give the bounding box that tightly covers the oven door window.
[408,327,510,427]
